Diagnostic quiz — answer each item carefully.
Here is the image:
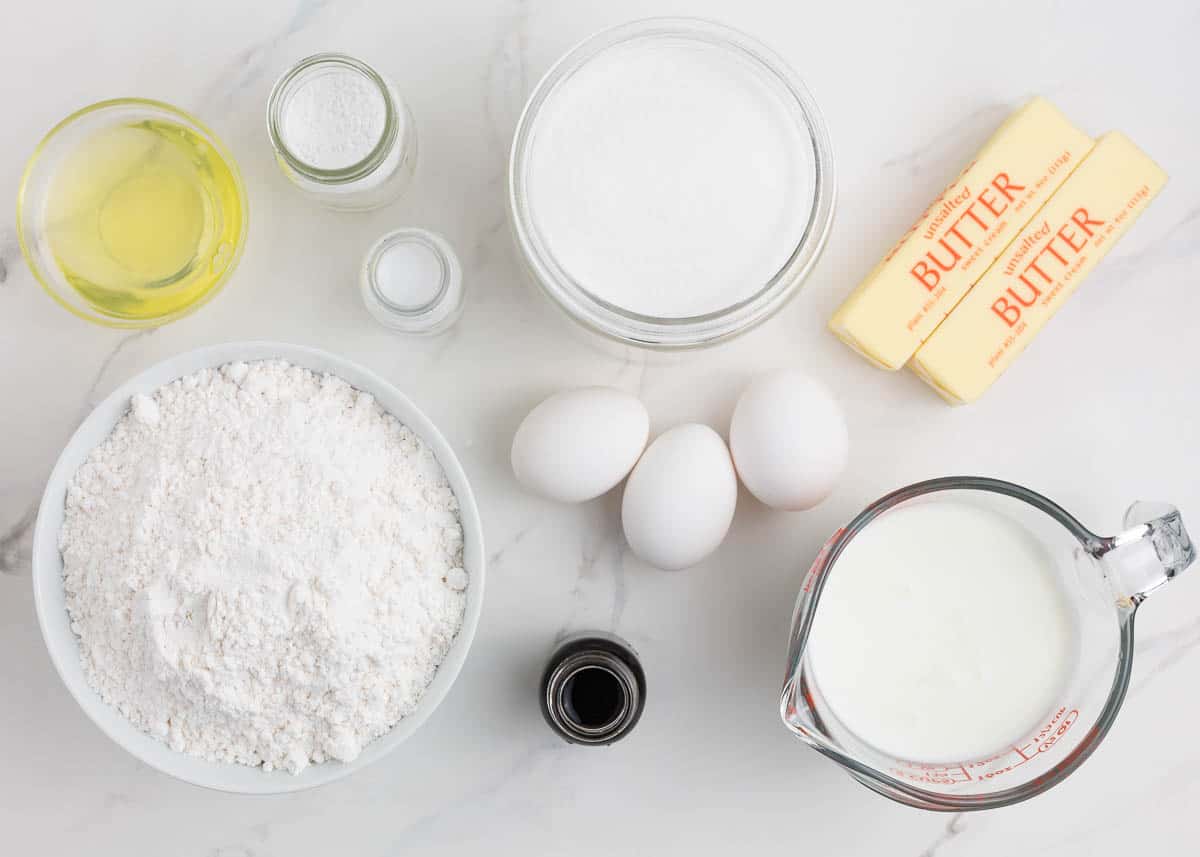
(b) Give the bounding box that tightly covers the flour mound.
[60,360,467,773]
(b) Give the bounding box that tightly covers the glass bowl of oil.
[17,98,248,328]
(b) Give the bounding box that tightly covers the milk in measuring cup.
[806,500,1076,763]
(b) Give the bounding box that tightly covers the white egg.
[511,387,649,503]
[621,424,737,571]
[729,370,848,511]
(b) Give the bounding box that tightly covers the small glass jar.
[360,228,464,335]
[267,53,417,211]
[17,98,248,329]
[540,632,646,745]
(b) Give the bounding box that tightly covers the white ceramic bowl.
[31,341,486,794]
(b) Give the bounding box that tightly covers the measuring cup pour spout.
[1091,502,1196,608]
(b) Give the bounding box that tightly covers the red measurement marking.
[976,707,1080,781]
[964,749,1009,768]
[889,764,973,786]
[890,708,1082,786]
[802,528,844,593]
[1027,708,1079,755]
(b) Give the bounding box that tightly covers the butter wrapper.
[911,132,1168,404]
[830,97,1093,370]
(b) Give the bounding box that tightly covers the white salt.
[376,240,445,309]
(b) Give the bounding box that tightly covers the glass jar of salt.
[267,53,417,211]
[361,228,464,334]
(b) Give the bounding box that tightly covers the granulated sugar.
[59,360,467,773]
[525,37,817,318]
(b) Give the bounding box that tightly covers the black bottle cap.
[540,634,646,745]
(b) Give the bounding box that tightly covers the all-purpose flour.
[59,360,468,773]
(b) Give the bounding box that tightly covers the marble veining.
[1130,615,1200,695]
[1102,203,1200,275]
[917,813,968,857]
[475,0,532,270]
[0,503,35,575]
[199,0,350,118]
[0,228,16,285]
[880,103,1011,174]
[80,330,157,408]
[1,1,1199,855]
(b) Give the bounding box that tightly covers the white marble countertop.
[2,1,1199,854]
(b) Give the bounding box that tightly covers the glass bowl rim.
[507,16,837,350]
[16,96,249,329]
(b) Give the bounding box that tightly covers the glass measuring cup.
[781,476,1195,811]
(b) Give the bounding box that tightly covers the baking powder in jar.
[268,53,417,211]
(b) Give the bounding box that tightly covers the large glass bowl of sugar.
[509,18,836,350]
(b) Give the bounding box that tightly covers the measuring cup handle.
[1095,503,1196,608]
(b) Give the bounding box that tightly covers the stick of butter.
[910,132,1167,404]
[830,98,1093,369]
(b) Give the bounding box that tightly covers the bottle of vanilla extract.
[539,632,646,746]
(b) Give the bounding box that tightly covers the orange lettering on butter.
[1071,208,1103,237]
[991,173,1025,202]
[991,297,1022,327]
[908,171,1027,293]
[911,261,941,292]
[990,208,1107,329]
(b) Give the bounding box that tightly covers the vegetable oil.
[43,119,244,321]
